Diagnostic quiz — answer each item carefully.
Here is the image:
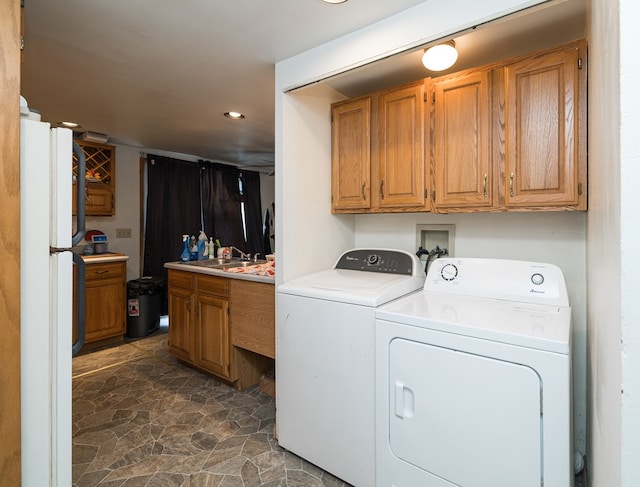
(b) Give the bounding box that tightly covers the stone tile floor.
[73,326,586,487]
[72,330,351,487]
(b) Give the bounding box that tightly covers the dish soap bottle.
[208,238,215,259]
[180,235,191,262]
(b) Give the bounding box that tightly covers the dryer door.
[389,338,542,487]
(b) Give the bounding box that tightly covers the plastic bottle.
[180,235,191,262]
[189,235,198,261]
[208,238,215,259]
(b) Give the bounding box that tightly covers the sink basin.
[224,260,267,268]
[184,258,267,269]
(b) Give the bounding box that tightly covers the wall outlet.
[116,228,132,238]
[416,224,455,257]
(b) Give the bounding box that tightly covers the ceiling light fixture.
[321,0,348,4]
[59,121,81,128]
[224,111,245,120]
[422,40,458,71]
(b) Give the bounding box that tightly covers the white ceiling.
[21,0,585,172]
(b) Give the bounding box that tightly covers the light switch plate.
[116,228,132,238]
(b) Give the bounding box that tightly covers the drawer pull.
[94,270,109,275]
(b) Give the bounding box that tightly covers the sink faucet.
[230,246,250,260]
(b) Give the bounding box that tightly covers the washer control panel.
[335,249,417,275]
[424,257,569,306]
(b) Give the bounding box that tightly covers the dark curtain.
[143,155,202,285]
[241,170,264,256]
[201,163,244,249]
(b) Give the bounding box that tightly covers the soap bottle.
[208,238,215,259]
[180,235,190,262]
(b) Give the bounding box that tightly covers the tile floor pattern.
[73,329,586,487]
[72,331,352,487]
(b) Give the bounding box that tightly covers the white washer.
[277,249,425,487]
[375,258,573,487]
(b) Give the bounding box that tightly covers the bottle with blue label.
[180,235,191,262]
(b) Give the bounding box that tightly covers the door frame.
[0,0,23,483]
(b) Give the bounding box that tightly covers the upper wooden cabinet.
[332,81,429,213]
[331,96,371,211]
[374,81,428,210]
[432,68,492,211]
[72,140,116,216]
[332,39,587,214]
[498,41,586,210]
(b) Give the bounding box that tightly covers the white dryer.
[375,258,573,487]
[277,249,425,487]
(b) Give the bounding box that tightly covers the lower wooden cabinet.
[167,270,273,389]
[74,259,127,346]
[230,280,275,359]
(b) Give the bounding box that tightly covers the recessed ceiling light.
[224,111,245,120]
[59,121,81,128]
[321,0,348,4]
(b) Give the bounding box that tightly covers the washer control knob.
[367,254,379,265]
[531,273,545,285]
[441,263,458,281]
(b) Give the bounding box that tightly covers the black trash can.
[126,276,164,338]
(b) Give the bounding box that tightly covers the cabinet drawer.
[196,275,229,297]
[169,270,194,290]
[85,262,125,280]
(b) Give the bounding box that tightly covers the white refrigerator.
[20,104,86,486]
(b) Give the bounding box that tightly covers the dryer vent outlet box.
[416,224,455,256]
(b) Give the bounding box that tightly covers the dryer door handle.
[394,381,415,419]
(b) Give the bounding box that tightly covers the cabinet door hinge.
[578,57,583,70]
[20,36,24,51]
[578,182,583,195]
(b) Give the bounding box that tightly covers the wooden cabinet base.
[167,269,276,391]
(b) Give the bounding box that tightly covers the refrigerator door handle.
[72,252,86,356]
[71,141,86,246]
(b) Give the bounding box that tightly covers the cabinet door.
[502,44,584,208]
[85,276,125,342]
[377,81,426,209]
[72,140,116,216]
[167,285,193,361]
[432,69,492,210]
[331,96,371,211]
[230,280,275,359]
[193,293,230,379]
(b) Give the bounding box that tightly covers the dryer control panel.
[335,249,419,276]
[424,258,569,307]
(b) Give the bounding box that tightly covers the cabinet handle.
[509,173,515,197]
[483,173,488,197]
[186,300,191,313]
[362,183,366,199]
[380,180,385,199]
[94,270,109,275]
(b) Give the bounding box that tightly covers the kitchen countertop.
[80,252,129,263]
[165,260,275,284]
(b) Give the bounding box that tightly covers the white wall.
[586,0,622,484]
[587,0,640,485]
[619,1,640,484]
